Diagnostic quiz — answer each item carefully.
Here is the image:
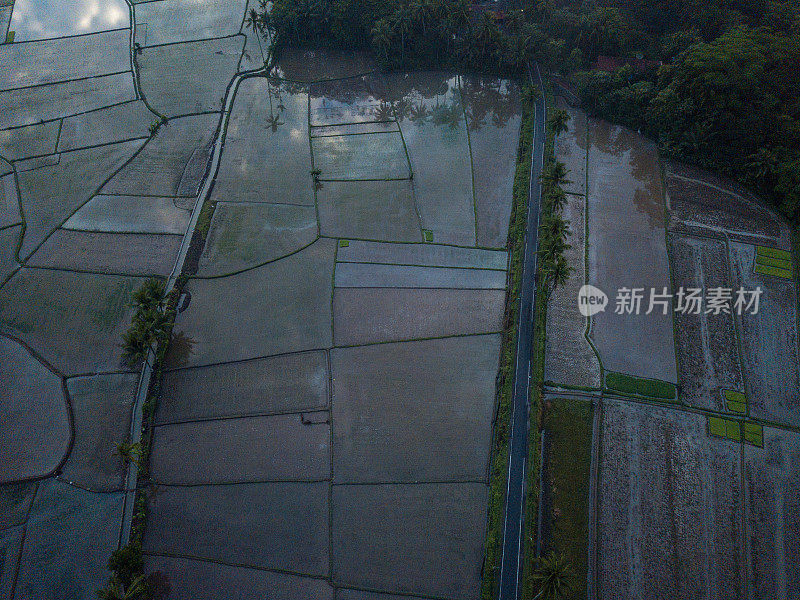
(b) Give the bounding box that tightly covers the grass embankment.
[479,82,538,600]
[519,79,556,600]
[98,139,226,599]
[604,371,677,401]
[97,277,182,598]
[540,398,593,600]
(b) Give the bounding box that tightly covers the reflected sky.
[9,0,128,42]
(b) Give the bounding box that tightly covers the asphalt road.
[497,62,546,600]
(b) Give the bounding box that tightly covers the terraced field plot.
[546,99,800,598]
[134,61,523,599]
[0,31,524,596]
[0,2,273,597]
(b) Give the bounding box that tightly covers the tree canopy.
[260,0,800,220]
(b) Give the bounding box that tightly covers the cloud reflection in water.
[9,0,129,41]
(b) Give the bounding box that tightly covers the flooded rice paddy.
[0,10,523,594]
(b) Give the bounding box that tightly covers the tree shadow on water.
[164,330,196,369]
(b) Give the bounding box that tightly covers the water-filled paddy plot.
[138,62,521,598]
[546,96,800,597]
[1,24,534,598]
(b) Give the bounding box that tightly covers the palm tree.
[392,5,416,64]
[531,552,575,599]
[475,11,500,59]
[548,109,571,136]
[542,214,569,244]
[505,34,531,73]
[546,186,568,212]
[121,325,151,367]
[371,19,394,64]
[544,256,573,290]
[540,161,570,189]
[97,573,151,600]
[245,8,260,33]
[132,278,165,310]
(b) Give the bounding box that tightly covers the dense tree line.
[257,0,800,221]
[261,0,538,73]
[565,2,800,221]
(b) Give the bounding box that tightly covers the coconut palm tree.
[541,214,569,244]
[548,109,571,136]
[546,186,568,212]
[392,4,415,63]
[245,8,260,33]
[531,552,575,599]
[544,256,573,290]
[97,573,151,600]
[475,11,500,59]
[132,278,166,311]
[540,161,570,188]
[371,19,394,64]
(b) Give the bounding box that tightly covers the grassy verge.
[98,178,222,598]
[479,80,537,600]
[520,78,555,600]
[541,398,593,600]
[605,371,677,401]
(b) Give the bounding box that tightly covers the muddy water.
[587,119,678,383]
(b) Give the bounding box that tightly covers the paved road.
[497,62,546,600]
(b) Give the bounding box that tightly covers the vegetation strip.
[604,371,677,401]
[479,78,537,600]
[540,398,593,600]
[522,79,576,600]
[708,416,764,447]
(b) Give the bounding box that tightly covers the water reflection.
[9,0,128,42]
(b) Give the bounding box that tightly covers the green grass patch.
[756,245,791,261]
[727,401,747,413]
[722,389,747,414]
[743,422,764,447]
[605,371,677,401]
[755,254,792,270]
[422,229,434,242]
[708,416,727,437]
[542,398,592,600]
[754,263,793,279]
[338,239,349,247]
[5,31,14,44]
[708,416,742,442]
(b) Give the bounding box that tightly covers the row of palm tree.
[538,109,574,291]
[260,0,536,74]
[121,278,171,368]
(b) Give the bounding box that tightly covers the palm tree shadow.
[164,330,196,369]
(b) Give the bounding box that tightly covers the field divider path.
[118,58,270,546]
[497,62,545,600]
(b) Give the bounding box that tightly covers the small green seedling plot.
[723,389,747,414]
[754,246,793,279]
[743,422,764,447]
[708,416,741,441]
[339,239,349,248]
[423,229,434,242]
[5,31,14,44]
[708,417,763,447]
[605,371,677,401]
